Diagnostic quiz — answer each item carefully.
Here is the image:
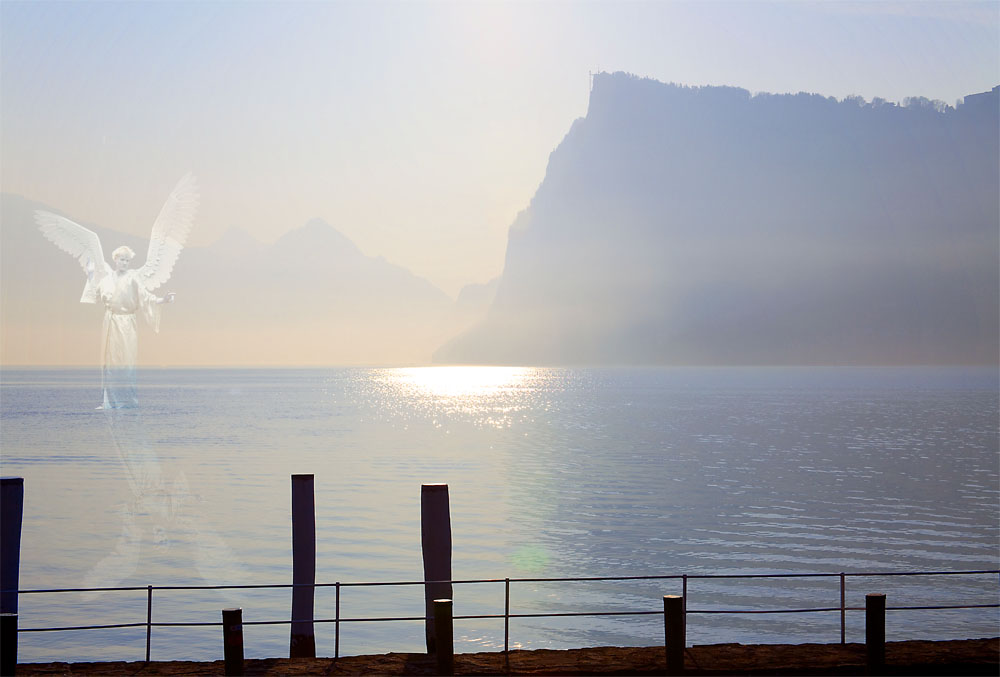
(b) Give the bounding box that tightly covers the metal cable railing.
[7,568,999,663]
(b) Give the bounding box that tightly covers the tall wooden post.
[866,593,886,673]
[1,478,24,617]
[663,595,685,675]
[1,477,23,676]
[421,483,452,653]
[290,474,316,658]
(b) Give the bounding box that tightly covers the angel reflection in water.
[31,175,247,594]
[35,173,196,408]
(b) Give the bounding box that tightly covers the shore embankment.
[16,637,999,675]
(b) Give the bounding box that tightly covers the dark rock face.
[438,74,999,365]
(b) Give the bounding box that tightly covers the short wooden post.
[290,474,316,658]
[865,593,886,673]
[839,573,846,645]
[1,613,16,676]
[222,608,244,676]
[421,483,452,653]
[433,599,454,676]
[663,594,684,675]
[1,477,24,618]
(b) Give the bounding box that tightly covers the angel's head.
[111,245,135,272]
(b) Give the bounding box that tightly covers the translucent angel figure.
[35,174,198,408]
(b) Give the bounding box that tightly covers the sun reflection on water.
[387,366,537,398]
[370,366,546,428]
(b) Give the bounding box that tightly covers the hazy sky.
[2,0,997,296]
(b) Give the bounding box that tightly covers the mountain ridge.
[1,197,471,365]
[435,73,999,365]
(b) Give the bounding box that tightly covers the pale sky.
[2,0,997,296]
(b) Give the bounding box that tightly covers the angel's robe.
[82,270,162,409]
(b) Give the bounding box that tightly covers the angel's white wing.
[34,211,110,284]
[137,173,199,291]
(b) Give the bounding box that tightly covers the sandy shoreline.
[14,637,999,675]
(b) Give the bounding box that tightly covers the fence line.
[15,568,1000,593]
[7,569,999,662]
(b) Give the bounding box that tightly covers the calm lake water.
[1,366,998,662]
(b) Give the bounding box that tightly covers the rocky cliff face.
[437,73,999,365]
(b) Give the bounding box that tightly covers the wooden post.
[433,599,454,676]
[1,478,24,619]
[421,483,452,653]
[145,585,153,663]
[290,474,316,658]
[865,593,886,673]
[839,573,846,645]
[663,595,684,675]
[222,608,244,676]
[1,613,15,676]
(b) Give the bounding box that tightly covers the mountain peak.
[276,217,361,257]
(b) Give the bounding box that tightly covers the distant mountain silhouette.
[435,73,999,365]
[1,198,469,365]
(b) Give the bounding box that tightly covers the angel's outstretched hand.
[158,292,176,305]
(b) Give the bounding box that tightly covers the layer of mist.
[0,198,487,365]
[3,73,996,366]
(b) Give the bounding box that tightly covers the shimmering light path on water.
[1,366,997,661]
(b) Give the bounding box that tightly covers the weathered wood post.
[1,477,23,676]
[290,474,316,658]
[433,598,454,675]
[1,477,24,619]
[865,593,886,673]
[222,608,244,676]
[1,612,15,676]
[421,483,452,653]
[663,594,685,675]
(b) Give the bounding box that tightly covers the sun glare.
[389,366,534,399]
